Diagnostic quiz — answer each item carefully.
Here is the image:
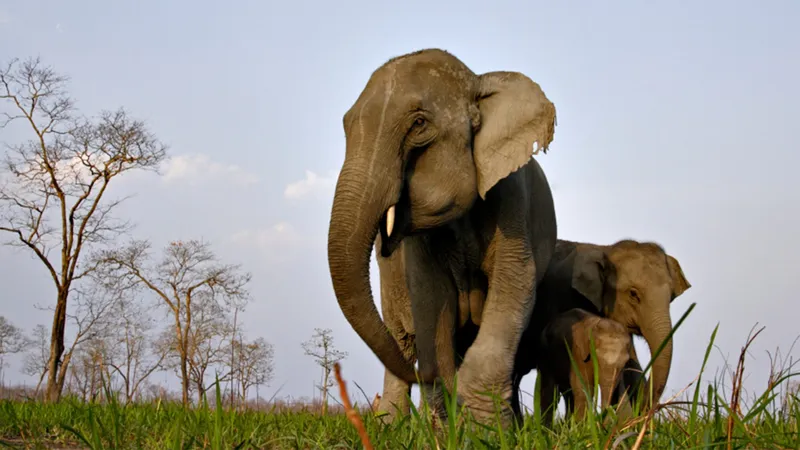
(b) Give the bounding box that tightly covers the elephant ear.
[571,247,608,314]
[473,71,557,199]
[666,255,691,301]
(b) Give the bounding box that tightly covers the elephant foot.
[377,396,412,424]
[420,382,450,421]
[374,406,398,425]
[455,370,515,428]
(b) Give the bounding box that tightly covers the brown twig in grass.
[334,362,374,450]
[726,324,765,450]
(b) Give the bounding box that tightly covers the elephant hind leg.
[538,373,557,428]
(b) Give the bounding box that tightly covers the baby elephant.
[538,308,634,425]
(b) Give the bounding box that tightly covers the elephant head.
[327,49,556,384]
[570,240,691,406]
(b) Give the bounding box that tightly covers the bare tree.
[97,239,250,405]
[66,335,113,402]
[232,336,274,410]
[0,316,28,383]
[183,291,235,403]
[302,328,347,415]
[154,296,236,405]
[22,324,50,395]
[0,316,27,356]
[0,57,168,402]
[32,282,118,398]
[103,294,168,403]
[228,305,240,408]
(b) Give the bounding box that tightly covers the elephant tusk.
[386,205,396,237]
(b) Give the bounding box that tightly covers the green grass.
[0,380,797,450]
[1,320,799,449]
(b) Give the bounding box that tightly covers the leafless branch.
[0,316,28,356]
[1,56,169,401]
[95,238,251,405]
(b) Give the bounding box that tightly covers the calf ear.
[571,248,609,314]
[666,255,691,301]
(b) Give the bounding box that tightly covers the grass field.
[1,323,798,449]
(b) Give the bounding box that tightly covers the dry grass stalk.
[333,362,374,450]
[726,325,764,450]
[630,374,696,450]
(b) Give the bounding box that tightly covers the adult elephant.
[510,239,692,418]
[327,48,558,425]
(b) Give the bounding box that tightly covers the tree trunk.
[34,370,47,397]
[240,381,248,411]
[322,367,329,415]
[124,377,132,404]
[197,380,205,404]
[44,288,69,403]
[174,314,190,406]
[55,350,73,398]
[180,352,189,406]
[230,307,238,410]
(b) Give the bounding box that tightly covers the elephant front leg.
[570,368,590,422]
[455,250,537,426]
[378,367,412,421]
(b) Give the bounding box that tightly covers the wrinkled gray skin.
[512,239,692,416]
[374,237,483,421]
[327,48,558,426]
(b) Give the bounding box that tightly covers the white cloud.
[1,153,110,187]
[229,222,304,250]
[162,153,259,186]
[284,170,337,200]
[227,222,328,266]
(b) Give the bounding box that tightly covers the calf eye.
[414,117,426,127]
[629,288,640,302]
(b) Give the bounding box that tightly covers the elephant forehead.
[609,251,672,286]
[343,51,476,133]
[384,48,475,78]
[343,67,403,134]
[599,338,630,366]
[345,76,470,137]
[380,53,475,97]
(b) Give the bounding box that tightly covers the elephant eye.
[414,117,426,127]
[629,288,640,302]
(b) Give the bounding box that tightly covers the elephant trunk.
[640,307,673,408]
[327,160,421,385]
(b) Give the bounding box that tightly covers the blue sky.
[1,0,799,408]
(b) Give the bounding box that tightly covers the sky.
[1,0,799,410]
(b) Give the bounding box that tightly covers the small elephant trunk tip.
[386,205,396,237]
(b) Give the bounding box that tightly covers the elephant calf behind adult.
[513,238,692,415]
[327,48,558,425]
